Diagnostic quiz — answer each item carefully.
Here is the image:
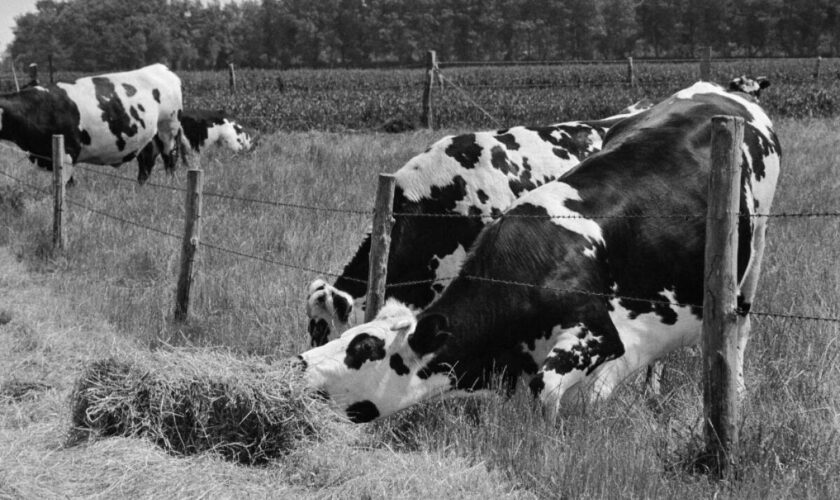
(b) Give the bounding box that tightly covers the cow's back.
[59,64,182,165]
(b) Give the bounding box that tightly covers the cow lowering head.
[729,75,770,99]
[299,300,457,422]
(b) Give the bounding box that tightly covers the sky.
[0,0,38,55]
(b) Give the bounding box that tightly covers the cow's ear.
[390,318,415,336]
[757,77,770,89]
[409,314,452,355]
[729,78,741,91]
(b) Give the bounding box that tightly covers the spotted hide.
[136,109,254,168]
[0,64,183,184]
[729,75,770,99]
[298,82,781,422]
[306,101,653,347]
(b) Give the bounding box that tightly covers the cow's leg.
[136,141,158,185]
[306,279,357,346]
[529,312,627,415]
[734,220,767,398]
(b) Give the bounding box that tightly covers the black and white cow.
[0,63,183,184]
[135,109,255,171]
[298,82,781,423]
[306,101,654,347]
[730,75,770,99]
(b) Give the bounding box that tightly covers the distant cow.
[306,101,654,347]
[298,82,781,423]
[0,63,183,184]
[136,108,255,169]
[730,75,770,99]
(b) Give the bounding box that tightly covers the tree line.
[7,0,840,72]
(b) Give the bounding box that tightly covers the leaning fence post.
[174,166,203,322]
[52,135,66,251]
[228,63,236,95]
[702,115,744,476]
[421,50,438,129]
[365,174,396,322]
[700,47,712,81]
[814,56,822,81]
[627,56,636,89]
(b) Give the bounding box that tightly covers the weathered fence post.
[48,55,54,84]
[421,50,438,129]
[814,56,822,81]
[365,174,396,322]
[700,47,712,81]
[28,63,39,86]
[702,115,745,476]
[52,135,66,252]
[627,56,636,89]
[228,63,236,95]
[175,166,203,322]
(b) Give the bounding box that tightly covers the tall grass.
[0,117,838,497]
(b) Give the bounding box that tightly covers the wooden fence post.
[48,55,54,84]
[228,63,236,94]
[28,63,39,86]
[421,50,438,129]
[174,166,203,322]
[52,135,66,252]
[814,56,822,81]
[702,115,745,476]
[700,47,712,81]
[365,174,396,322]
[627,56,635,89]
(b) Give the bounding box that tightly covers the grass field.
[1,115,839,498]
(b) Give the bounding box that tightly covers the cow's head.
[299,300,455,422]
[729,75,770,99]
[231,122,255,152]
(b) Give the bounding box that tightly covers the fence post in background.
[702,115,744,476]
[28,63,39,86]
[700,47,712,81]
[627,56,636,89]
[228,63,236,94]
[814,56,822,81]
[174,166,204,322]
[421,50,438,129]
[52,135,66,252]
[48,55,54,84]
[365,174,396,322]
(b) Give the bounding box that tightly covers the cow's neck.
[419,278,564,393]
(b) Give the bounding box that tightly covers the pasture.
[1,115,839,498]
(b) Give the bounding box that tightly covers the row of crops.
[182,58,839,131]
[3,58,837,131]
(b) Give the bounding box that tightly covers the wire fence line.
[1,119,840,325]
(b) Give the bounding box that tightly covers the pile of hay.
[69,350,339,464]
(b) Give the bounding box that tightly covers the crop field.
[4,58,837,133]
[1,109,839,497]
[178,58,840,131]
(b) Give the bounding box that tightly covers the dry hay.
[69,349,340,464]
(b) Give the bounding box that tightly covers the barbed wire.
[202,189,373,215]
[63,196,183,239]
[197,239,366,284]
[437,72,503,128]
[72,164,188,192]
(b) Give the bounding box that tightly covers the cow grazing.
[0,64,183,184]
[298,82,781,423]
[730,75,770,99]
[136,109,255,171]
[306,101,654,347]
